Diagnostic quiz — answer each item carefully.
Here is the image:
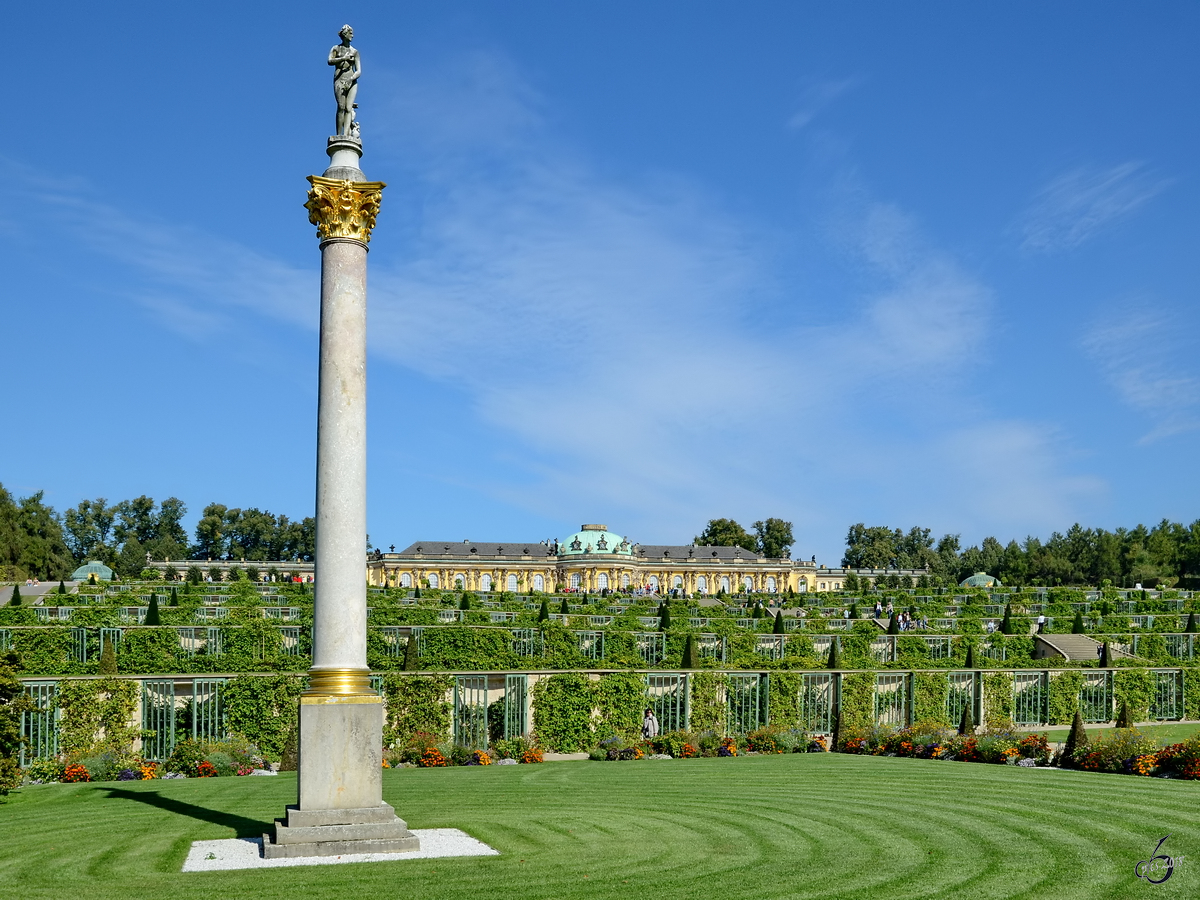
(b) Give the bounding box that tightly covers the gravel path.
[182,828,499,871]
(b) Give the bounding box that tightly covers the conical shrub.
[887,614,899,635]
[560,597,569,615]
[831,708,843,752]
[58,580,66,595]
[402,636,420,671]
[659,602,671,631]
[958,703,975,736]
[849,602,859,619]
[1061,710,1088,765]
[1115,699,1132,729]
[9,585,20,607]
[1098,641,1111,668]
[98,639,118,675]
[1000,603,1013,635]
[537,599,550,622]
[1186,612,1197,634]
[1071,611,1085,634]
[682,633,699,669]
[752,603,764,619]
[459,593,471,611]
[964,643,976,669]
[773,610,786,635]
[170,586,178,607]
[413,586,422,599]
[145,594,161,626]
[826,639,841,670]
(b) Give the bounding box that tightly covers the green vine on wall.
[913,672,950,726]
[688,671,726,734]
[1114,669,1153,722]
[839,673,875,732]
[381,673,452,747]
[767,672,802,729]
[221,674,304,759]
[982,672,1014,730]
[1047,671,1083,726]
[532,673,595,752]
[56,678,140,756]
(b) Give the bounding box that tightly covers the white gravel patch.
[182,828,499,871]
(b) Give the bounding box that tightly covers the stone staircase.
[1034,633,1134,661]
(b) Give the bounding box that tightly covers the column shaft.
[313,238,369,680]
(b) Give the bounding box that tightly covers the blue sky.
[3,2,1198,563]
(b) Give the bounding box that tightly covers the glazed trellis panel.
[645,673,688,733]
[800,673,835,733]
[1078,672,1111,724]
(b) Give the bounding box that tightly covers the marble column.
[263,135,418,859]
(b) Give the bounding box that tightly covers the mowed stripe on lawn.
[1,753,1196,900]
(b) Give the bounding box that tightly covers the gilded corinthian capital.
[305,175,386,244]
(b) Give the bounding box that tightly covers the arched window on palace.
[400,572,412,588]
[570,573,581,589]
[621,574,630,588]
[480,573,492,591]
[455,574,464,589]
[427,573,439,588]
[647,575,659,592]
[533,574,544,592]
[597,573,609,590]
[743,576,753,592]
[672,576,683,589]
[696,576,708,594]
[766,576,776,593]
[507,574,518,591]
[720,576,730,593]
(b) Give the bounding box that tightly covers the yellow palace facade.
[367,523,826,595]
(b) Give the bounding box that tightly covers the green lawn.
[2,755,1197,900]
[1038,722,1200,745]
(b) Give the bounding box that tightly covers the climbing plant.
[532,673,595,752]
[381,673,452,746]
[56,678,141,756]
[982,672,1014,730]
[912,671,949,726]
[221,674,305,760]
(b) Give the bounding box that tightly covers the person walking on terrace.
[642,708,660,741]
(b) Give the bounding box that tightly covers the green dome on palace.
[559,524,632,556]
[71,560,114,582]
[960,572,1001,588]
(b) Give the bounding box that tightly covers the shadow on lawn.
[98,786,269,837]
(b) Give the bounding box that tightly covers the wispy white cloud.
[7,50,1104,552]
[1083,305,1200,442]
[1017,162,1169,253]
[787,76,863,130]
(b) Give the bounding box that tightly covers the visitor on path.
[1036,613,1046,634]
[642,708,660,740]
[874,601,883,618]
[886,601,894,617]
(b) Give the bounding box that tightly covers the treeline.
[0,484,314,581]
[843,521,1200,589]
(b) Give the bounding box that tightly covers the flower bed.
[837,723,1051,766]
[1067,729,1200,779]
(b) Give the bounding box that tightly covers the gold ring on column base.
[304,667,375,696]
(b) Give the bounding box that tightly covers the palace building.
[367,523,822,595]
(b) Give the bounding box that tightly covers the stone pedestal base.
[262,693,419,859]
[263,802,419,858]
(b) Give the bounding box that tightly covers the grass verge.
[1,753,1197,899]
